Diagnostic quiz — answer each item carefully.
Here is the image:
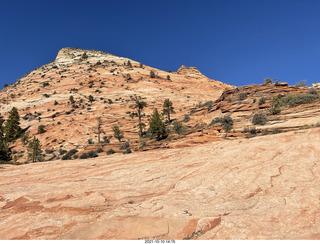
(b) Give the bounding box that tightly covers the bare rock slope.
[0,128,320,239]
[0,47,233,162]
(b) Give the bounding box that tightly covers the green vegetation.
[61,149,78,160]
[4,107,22,142]
[82,52,88,59]
[88,95,94,102]
[69,95,75,104]
[294,80,306,87]
[308,88,318,95]
[150,70,156,78]
[252,113,267,125]
[258,97,266,105]
[167,75,171,80]
[80,150,98,159]
[238,93,247,101]
[102,136,110,143]
[210,115,234,137]
[198,100,213,111]
[37,125,46,134]
[163,98,175,123]
[172,121,187,135]
[107,148,115,155]
[148,108,167,140]
[264,78,272,85]
[113,125,124,142]
[130,95,147,136]
[119,142,131,154]
[0,115,11,162]
[28,137,42,163]
[243,126,257,135]
[279,93,320,107]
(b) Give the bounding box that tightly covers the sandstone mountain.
[0,47,232,162]
[1,48,320,240]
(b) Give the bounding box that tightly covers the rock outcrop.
[177,65,206,78]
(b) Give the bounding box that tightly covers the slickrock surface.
[1,128,320,240]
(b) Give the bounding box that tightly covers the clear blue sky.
[1,0,320,87]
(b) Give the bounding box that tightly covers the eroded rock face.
[0,128,320,240]
[0,47,233,163]
[177,65,206,77]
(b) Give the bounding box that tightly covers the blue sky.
[1,0,320,87]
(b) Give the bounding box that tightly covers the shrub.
[87,150,98,158]
[88,95,94,102]
[45,149,54,154]
[252,113,267,125]
[107,148,115,155]
[69,96,75,104]
[270,106,281,115]
[167,75,171,80]
[119,142,130,150]
[172,121,187,135]
[97,148,104,153]
[123,148,132,154]
[238,93,247,101]
[259,97,266,105]
[88,138,94,144]
[279,94,320,106]
[308,88,318,95]
[61,149,78,160]
[295,80,307,87]
[150,70,156,78]
[102,136,110,143]
[4,83,8,88]
[59,149,67,155]
[264,78,272,85]
[199,101,213,111]
[243,126,257,134]
[210,115,234,137]
[80,153,88,159]
[183,114,190,123]
[37,125,46,134]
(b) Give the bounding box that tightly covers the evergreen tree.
[127,60,132,68]
[210,115,234,137]
[28,137,42,163]
[163,98,175,123]
[113,125,124,142]
[4,107,22,142]
[0,114,11,162]
[149,108,167,140]
[130,95,147,136]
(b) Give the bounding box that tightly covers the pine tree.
[130,95,147,136]
[163,98,175,123]
[149,108,167,140]
[28,137,42,163]
[127,60,132,68]
[113,125,124,142]
[4,107,22,142]
[0,114,11,162]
